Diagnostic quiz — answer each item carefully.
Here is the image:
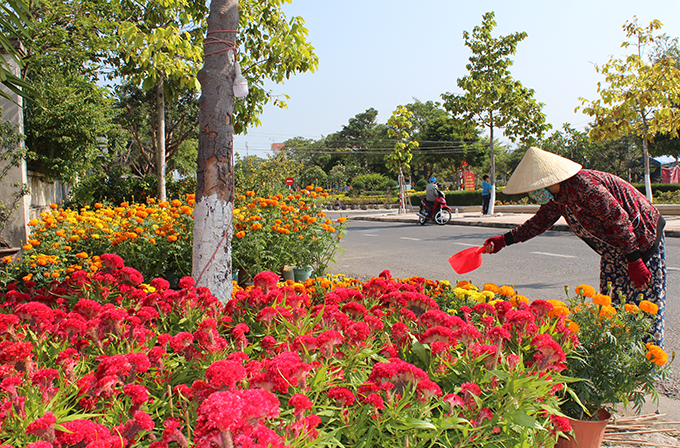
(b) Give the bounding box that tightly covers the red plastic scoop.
[448,246,486,274]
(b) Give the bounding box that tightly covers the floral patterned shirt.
[506,170,662,260]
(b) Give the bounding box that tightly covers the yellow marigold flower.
[599,305,617,318]
[592,293,611,306]
[483,283,499,293]
[509,295,529,307]
[575,284,596,298]
[235,231,246,239]
[167,235,178,242]
[639,300,659,315]
[498,285,515,297]
[69,235,80,242]
[645,343,668,366]
[22,244,32,251]
[480,290,495,301]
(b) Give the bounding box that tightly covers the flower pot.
[293,266,313,282]
[282,266,295,282]
[556,410,611,448]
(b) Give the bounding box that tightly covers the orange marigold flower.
[599,305,617,318]
[235,231,246,238]
[75,252,89,259]
[575,284,596,298]
[498,285,514,297]
[625,303,640,313]
[456,280,470,288]
[22,244,32,251]
[94,203,103,208]
[645,343,668,366]
[250,223,262,230]
[120,202,129,207]
[49,203,58,210]
[483,283,499,293]
[3,256,12,264]
[246,191,255,197]
[337,217,347,223]
[592,293,611,306]
[566,320,580,334]
[639,300,659,315]
[167,235,178,242]
[28,219,39,226]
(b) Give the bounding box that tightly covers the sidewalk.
[327,205,680,238]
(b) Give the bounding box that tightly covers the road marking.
[361,233,379,237]
[400,237,421,241]
[452,242,478,247]
[668,267,680,272]
[530,251,577,259]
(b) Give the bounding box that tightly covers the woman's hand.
[484,235,506,254]
[627,259,651,289]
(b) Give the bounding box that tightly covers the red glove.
[484,235,506,254]
[628,259,651,289]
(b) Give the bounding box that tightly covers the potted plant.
[556,284,671,447]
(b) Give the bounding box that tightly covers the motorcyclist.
[423,177,442,216]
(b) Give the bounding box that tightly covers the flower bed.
[0,257,589,448]
[1,186,347,289]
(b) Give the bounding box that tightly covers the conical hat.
[503,147,582,195]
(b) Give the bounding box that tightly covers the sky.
[233,0,680,158]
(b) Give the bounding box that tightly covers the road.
[329,220,680,394]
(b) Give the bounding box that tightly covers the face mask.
[528,188,554,205]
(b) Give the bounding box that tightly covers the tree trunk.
[398,165,405,214]
[193,0,237,302]
[157,78,167,202]
[488,124,496,215]
[643,136,653,202]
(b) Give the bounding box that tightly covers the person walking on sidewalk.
[481,175,492,215]
[483,147,667,347]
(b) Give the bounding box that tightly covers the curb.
[349,215,680,238]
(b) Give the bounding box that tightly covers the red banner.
[464,171,476,191]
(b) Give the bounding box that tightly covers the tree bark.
[157,77,167,201]
[193,0,237,302]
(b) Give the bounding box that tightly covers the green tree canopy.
[442,11,549,212]
[578,17,680,200]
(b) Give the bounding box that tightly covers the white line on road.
[400,237,421,241]
[361,233,379,237]
[668,267,680,272]
[530,251,577,259]
[452,242,478,247]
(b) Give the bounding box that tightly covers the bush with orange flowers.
[1,195,195,288]
[232,185,347,282]
[558,283,671,420]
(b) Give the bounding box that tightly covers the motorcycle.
[417,193,453,225]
